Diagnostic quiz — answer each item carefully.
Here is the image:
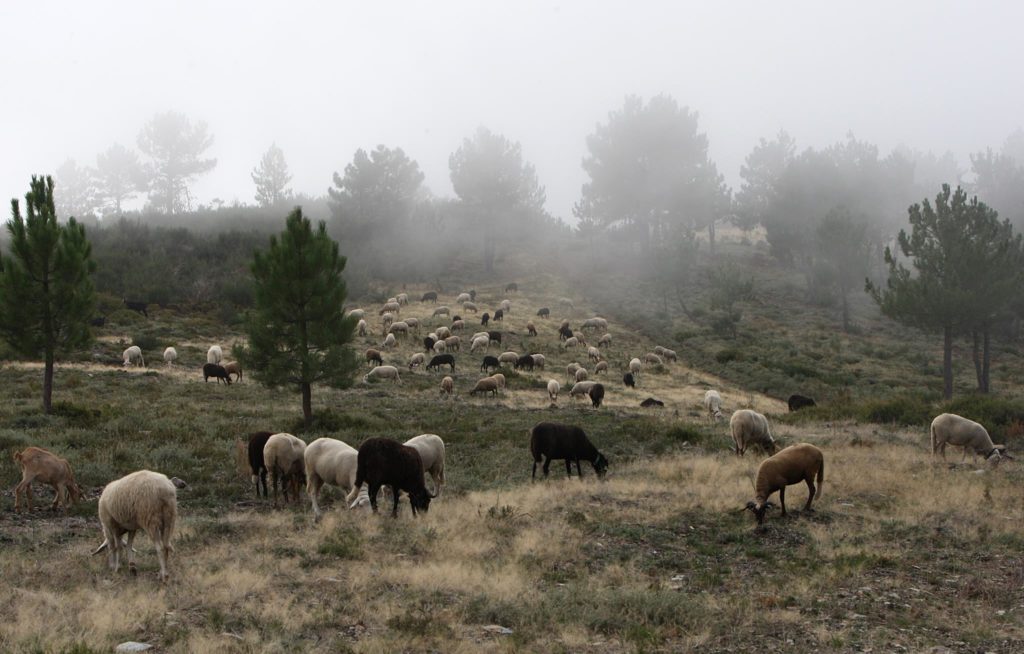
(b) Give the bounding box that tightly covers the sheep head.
[410,489,432,514]
[744,500,775,525]
[592,453,609,478]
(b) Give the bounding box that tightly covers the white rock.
[115,643,153,653]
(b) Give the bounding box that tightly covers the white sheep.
[122,345,145,367]
[730,409,776,456]
[463,301,478,313]
[264,433,307,506]
[653,345,667,356]
[405,317,420,331]
[581,317,607,331]
[380,301,401,315]
[91,470,177,582]
[408,352,426,370]
[382,333,397,349]
[389,321,410,337]
[531,353,546,370]
[357,319,368,336]
[644,352,663,365]
[206,345,223,364]
[346,308,366,320]
[569,380,597,399]
[304,437,367,522]
[363,365,402,384]
[562,336,579,349]
[547,379,560,402]
[566,362,582,381]
[381,312,395,329]
[662,348,678,362]
[404,434,446,497]
[433,340,447,353]
[470,335,489,353]
[559,297,574,310]
[498,351,519,365]
[396,293,409,306]
[575,367,589,383]
[435,326,452,340]
[595,361,608,375]
[470,377,500,396]
[432,306,451,317]
[440,376,454,396]
[500,299,511,313]
[456,292,471,304]
[598,333,612,348]
[587,346,601,362]
[451,319,465,332]
[163,346,177,365]
[489,372,506,390]
[930,413,1012,465]
[629,358,642,375]
[703,390,724,421]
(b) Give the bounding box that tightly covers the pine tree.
[251,143,293,207]
[238,208,358,428]
[0,176,96,413]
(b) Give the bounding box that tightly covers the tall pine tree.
[238,208,358,427]
[0,176,96,413]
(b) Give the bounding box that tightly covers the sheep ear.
[744,501,756,512]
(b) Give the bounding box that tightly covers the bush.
[130,330,161,352]
[859,394,933,426]
[715,348,740,364]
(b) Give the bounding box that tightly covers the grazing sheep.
[444,335,461,351]
[396,293,409,306]
[92,470,176,582]
[640,398,664,408]
[745,444,824,525]
[304,437,362,522]
[498,351,519,365]
[488,331,502,345]
[558,324,574,341]
[531,353,546,370]
[404,434,446,497]
[203,363,231,384]
[247,431,273,498]
[515,354,535,371]
[451,319,465,332]
[500,299,511,313]
[363,365,402,384]
[347,438,432,517]
[529,422,608,479]
[440,376,454,396]
[346,308,366,320]
[575,367,588,383]
[493,309,504,321]
[527,321,537,337]
[264,433,307,507]
[490,373,506,390]
[357,319,368,336]
[481,312,490,325]
[462,302,478,313]
[207,345,223,364]
[562,336,579,349]
[629,358,642,375]
[595,361,608,374]
[588,383,605,408]
[581,317,608,332]
[653,345,667,356]
[13,446,82,513]
[382,333,397,349]
[703,390,724,421]
[587,346,601,362]
[559,297,574,311]
[567,362,582,380]
[388,321,410,337]
[470,377,500,396]
[547,379,560,402]
[122,298,149,317]
[623,372,636,388]
[423,337,436,353]
[788,394,817,412]
[365,348,383,367]
[122,345,145,367]
[505,282,518,293]
[381,312,395,329]
[470,335,489,353]
[435,326,452,340]
[537,307,550,318]
[730,409,777,456]
[421,291,438,303]
[644,352,663,365]
[405,317,420,331]
[408,352,426,370]
[163,347,177,365]
[387,297,397,304]
[472,331,489,340]
[432,306,451,317]
[598,333,612,348]
[426,354,456,373]
[469,289,476,301]
[662,349,678,362]
[380,301,401,315]
[480,355,500,373]
[456,292,471,304]
[569,380,597,399]
[573,331,587,345]
[223,361,243,382]
[930,413,1012,465]
[432,339,447,353]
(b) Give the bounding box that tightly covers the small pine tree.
[251,143,293,208]
[238,207,358,428]
[0,176,96,413]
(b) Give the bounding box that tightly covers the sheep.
[531,353,546,370]
[365,348,383,367]
[653,345,667,356]
[559,297,574,311]
[529,422,608,479]
[662,348,678,363]
[440,376,454,396]
[470,335,489,353]
[569,380,597,399]
[346,308,366,320]
[930,413,1012,465]
[13,446,82,512]
[472,331,489,340]
[380,301,401,315]
[537,307,550,318]
[408,352,426,370]
[357,319,368,336]
[498,351,519,366]
[347,438,433,517]
[515,354,535,371]
[381,312,395,329]
[444,335,461,351]
[405,317,420,331]
[493,308,504,321]
[304,437,364,522]
[388,321,410,337]
[745,443,824,525]
[122,345,145,367]
[91,470,177,582]
[587,346,601,362]
[490,372,506,390]
[595,361,608,375]
[426,353,456,373]
[488,330,502,345]
[788,394,817,412]
[730,409,777,456]
[122,298,149,317]
[263,433,307,507]
[575,368,589,383]
[547,379,560,402]
[629,358,642,375]
[404,434,446,497]
[163,347,177,365]
[424,336,436,353]
[246,431,273,498]
[703,390,724,421]
[558,324,574,341]
[500,299,511,313]
[421,291,438,303]
[432,305,451,317]
[387,297,397,304]
[456,292,471,304]
[206,345,223,364]
[396,293,409,306]
[480,355,500,373]
[432,339,447,353]
[527,321,537,337]
[505,282,518,293]
[581,317,607,331]
[469,289,476,301]
[462,301,478,313]
[451,319,465,332]
[363,365,402,384]
[562,336,579,349]
[382,333,397,349]
[573,330,587,345]
[566,362,582,381]
[623,372,636,388]
[598,333,612,348]
[644,352,663,366]
[588,383,605,408]
[640,398,664,408]
[435,326,452,340]
[481,312,490,326]
[223,361,243,382]
[470,377,500,396]
[203,363,231,384]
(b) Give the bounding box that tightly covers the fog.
[2,1,1022,221]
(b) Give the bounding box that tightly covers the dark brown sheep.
[203,363,231,384]
[529,422,608,479]
[354,438,433,518]
[247,431,274,498]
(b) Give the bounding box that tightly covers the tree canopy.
[138,111,217,213]
[95,143,148,215]
[252,143,293,208]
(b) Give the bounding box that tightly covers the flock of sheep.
[9,285,1015,582]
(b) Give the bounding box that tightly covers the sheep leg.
[542,457,552,478]
[575,459,583,478]
[308,475,323,520]
[14,476,32,512]
[804,478,816,511]
[126,531,138,576]
[271,469,280,507]
[565,459,573,477]
[778,487,787,517]
[368,483,381,514]
[51,483,64,510]
[391,485,400,518]
[26,482,35,511]
[155,538,169,582]
[532,460,538,480]
[108,527,124,572]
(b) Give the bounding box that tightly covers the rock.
[115,643,153,653]
[482,625,513,635]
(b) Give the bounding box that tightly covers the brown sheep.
[13,447,82,512]
[745,443,824,525]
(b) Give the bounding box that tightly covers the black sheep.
[480,355,500,373]
[788,394,817,412]
[421,291,438,303]
[640,397,664,408]
[505,282,518,293]
[493,309,504,321]
[536,307,550,318]
[452,315,462,322]
[426,353,456,372]
[203,363,232,384]
[623,372,636,388]
[529,422,609,479]
[424,336,436,353]
[469,289,476,301]
[354,437,433,517]
[514,354,535,371]
[247,431,274,497]
[481,313,490,326]
[122,298,149,317]
[488,331,502,345]
[589,383,605,408]
[558,324,574,341]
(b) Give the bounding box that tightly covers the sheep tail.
[815,458,825,500]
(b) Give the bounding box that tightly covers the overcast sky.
[2,1,1022,222]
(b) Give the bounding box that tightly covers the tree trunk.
[972,330,983,391]
[43,348,54,414]
[707,220,716,256]
[943,324,953,401]
[302,382,312,429]
[982,327,991,393]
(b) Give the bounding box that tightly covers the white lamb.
[264,433,307,506]
[456,292,471,304]
[404,434,446,498]
[629,358,642,375]
[363,365,402,384]
[730,409,777,457]
[408,352,426,370]
[703,390,724,421]
[547,379,560,402]
[498,351,519,365]
[122,345,145,367]
[930,413,1012,465]
[470,335,489,353]
[304,437,368,522]
[163,347,177,365]
[357,319,368,336]
[206,345,223,364]
[91,470,177,582]
[382,333,397,349]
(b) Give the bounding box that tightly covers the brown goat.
[13,447,82,512]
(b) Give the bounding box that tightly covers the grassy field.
[2,279,1023,653]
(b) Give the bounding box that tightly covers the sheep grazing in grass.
[421,291,438,303]
[547,379,560,402]
[587,346,601,362]
[381,312,395,329]
[489,372,506,389]
[426,354,456,373]
[203,363,231,384]
[481,312,490,326]
[595,361,608,375]
[206,345,223,364]
[930,413,1012,465]
[382,333,397,349]
[531,353,546,370]
[365,348,383,367]
[462,302,478,313]
[388,321,410,337]
[704,390,723,421]
[488,331,502,345]
[396,293,409,306]
[536,307,550,318]
[456,292,471,304]
[435,326,452,340]
[640,398,664,408]
[444,335,461,351]
[598,333,612,348]
[527,321,537,337]
[788,394,816,412]
[480,355,500,373]
[349,437,433,517]
[500,299,511,313]
[405,317,420,331]
[662,349,678,362]
[451,319,465,332]
[644,352,663,366]
[91,470,177,582]
[470,377,500,396]
[569,380,597,399]
[529,422,608,479]
[223,361,242,382]
[623,372,636,388]
[498,351,519,365]
[515,354,535,371]
[628,358,642,376]
[563,336,579,350]
[380,301,401,315]
[264,433,307,507]
[575,368,588,383]
[122,345,145,367]
[247,431,274,498]
[440,376,454,396]
[505,282,518,293]
[13,446,82,512]
[730,409,777,456]
[346,308,366,320]
[745,443,824,526]
[432,340,447,353]
[566,362,582,381]
[163,347,177,365]
[364,365,402,384]
[470,335,489,353]
[573,331,587,345]
[408,352,426,370]
[404,434,446,497]
[423,336,436,353]
[581,317,608,332]
[432,305,451,317]
[493,309,504,322]
[357,319,368,336]
[588,383,605,408]
[559,297,574,311]
[304,437,364,521]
